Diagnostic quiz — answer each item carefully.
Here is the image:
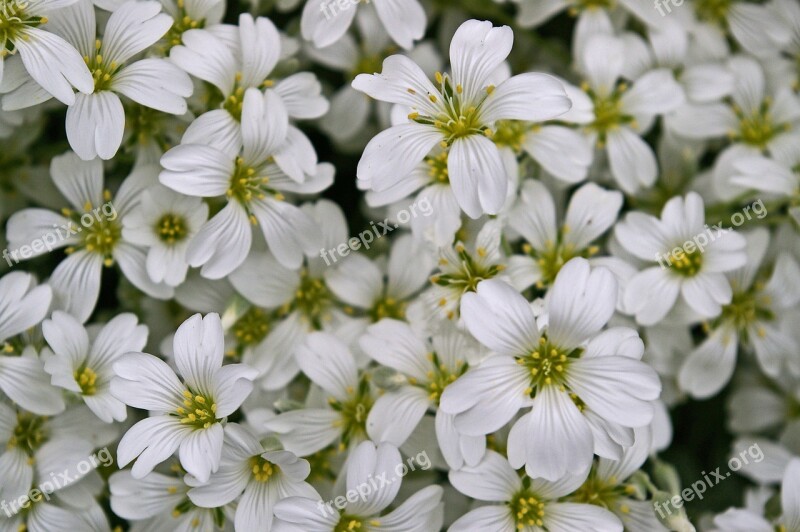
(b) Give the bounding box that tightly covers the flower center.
[492,120,530,154]
[8,412,48,456]
[125,104,177,152]
[214,72,274,121]
[431,244,506,296]
[176,390,218,429]
[81,219,121,266]
[226,157,283,210]
[64,199,121,267]
[571,471,630,509]
[523,238,600,289]
[172,499,226,528]
[733,100,788,149]
[788,396,800,420]
[584,83,633,145]
[569,0,614,15]
[352,46,396,78]
[425,151,449,184]
[75,366,98,395]
[0,0,46,54]
[422,351,467,404]
[369,296,406,322]
[408,71,494,147]
[1,337,24,356]
[227,157,267,205]
[517,336,580,394]
[283,271,334,330]
[84,39,122,92]
[223,84,246,122]
[334,516,365,532]
[719,284,774,335]
[695,0,731,23]
[232,307,272,347]
[328,376,373,449]
[665,247,703,277]
[163,0,205,48]
[249,456,277,482]
[508,490,545,529]
[305,447,337,483]
[156,213,188,244]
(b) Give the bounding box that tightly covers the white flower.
[440,259,661,481]
[325,233,435,324]
[301,0,426,50]
[121,184,208,286]
[360,319,483,469]
[410,219,507,326]
[507,180,623,290]
[730,137,800,225]
[727,376,800,441]
[728,437,796,486]
[228,252,341,391]
[110,463,230,529]
[678,229,800,397]
[619,20,734,105]
[0,272,64,415]
[42,310,147,423]
[160,89,328,276]
[568,427,668,532]
[158,0,226,49]
[308,21,430,144]
[273,440,444,532]
[712,458,800,532]
[0,472,109,532]
[0,0,93,104]
[6,152,174,322]
[0,402,119,513]
[615,192,748,326]
[352,19,571,218]
[187,423,316,531]
[507,0,665,53]
[224,201,355,391]
[764,0,800,90]
[491,113,594,185]
[574,33,685,194]
[448,450,622,532]
[262,332,376,456]
[111,312,258,482]
[362,147,464,248]
[170,13,328,155]
[668,56,800,198]
[59,0,193,160]
[680,0,791,59]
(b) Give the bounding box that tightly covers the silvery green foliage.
[0,0,799,530]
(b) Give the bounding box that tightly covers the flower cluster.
[0,0,799,530]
